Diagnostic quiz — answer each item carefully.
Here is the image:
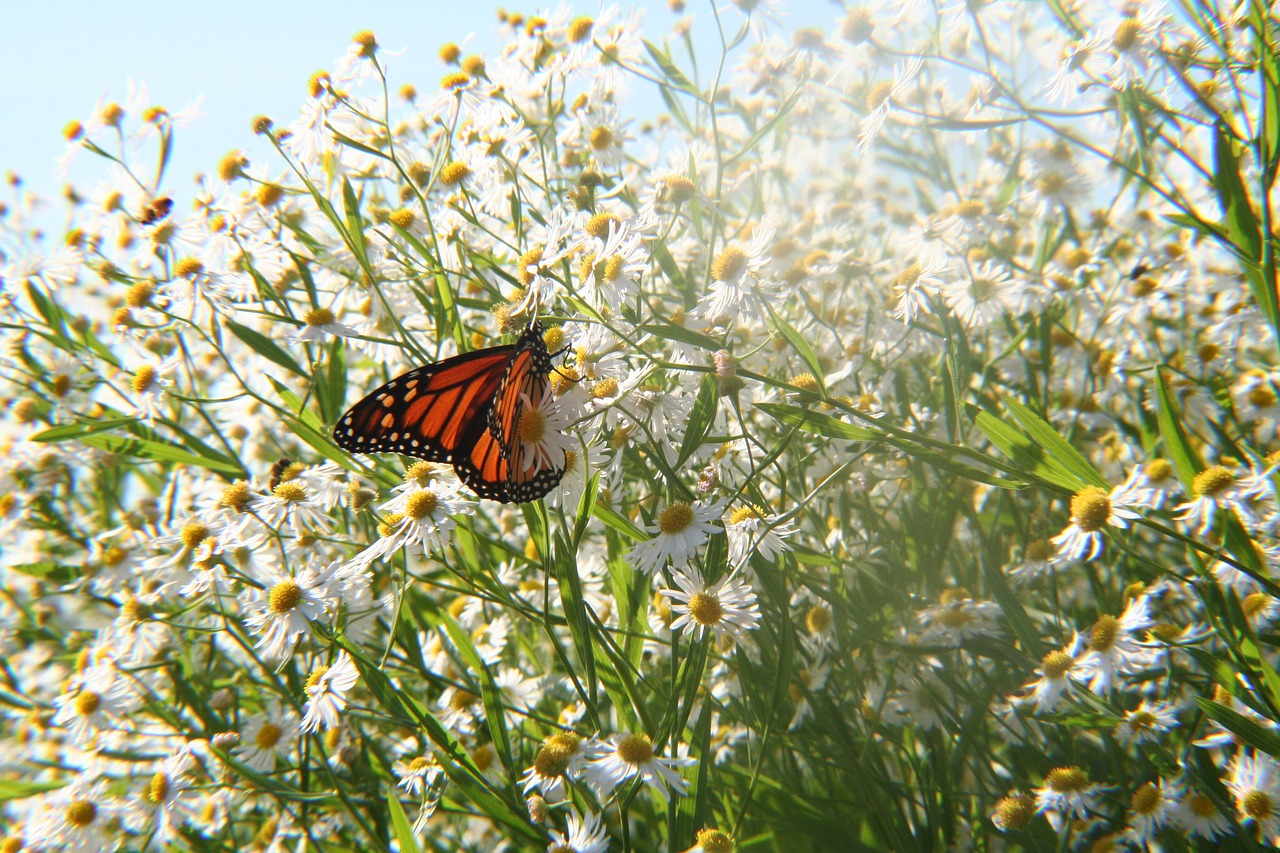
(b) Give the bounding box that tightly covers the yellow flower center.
[273,481,307,503]
[1113,17,1141,52]
[145,771,170,805]
[404,490,439,521]
[1041,650,1074,678]
[993,793,1035,830]
[568,16,594,43]
[269,580,302,613]
[74,690,102,716]
[1144,458,1173,483]
[687,592,724,627]
[181,521,210,549]
[1193,465,1235,498]
[256,721,283,749]
[519,408,547,444]
[1088,615,1119,653]
[865,80,894,111]
[658,502,695,534]
[712,246,748,283]
[303,307,335,326]
[805,605,831,634]
[1070,486,1112,532]
[1186,792,1218,818]
[1044,766,1089,793]
[440,161,470,187]
[1243,789,1275,821]
[615,733,655,765]
[694,828,735,853]
[591,377,619,400]
[65,799,97,828]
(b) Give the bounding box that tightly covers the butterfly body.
[333,323,566,503]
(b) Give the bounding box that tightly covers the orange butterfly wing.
[333,346,514,463]
[333,322,567,503]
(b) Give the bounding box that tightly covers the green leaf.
[730,87,802,163]
[437,614,515,780]
[387,787,423,853]
[0,779,65,801]
[1196,698,1280,758]
[553,529,597,707]
[765,303,825,395]
[643,39,698,95]
[650,244,689,300]
[226,319,306,377]
[593,502,648,542]
[25,282,69,342]
[677,375,718,465]
[30,418,140,442]
[638,320,719,353]
[337,638,540,843]
[268,376,326,433]
[755,403,882,441]
[1152,368,1203,488]
[332,131,392,162]
[973,409,1079,492]
[77,433,243,476]
[342,177,372,276]
[1002,397,1108,489]
[982,560,1044,658]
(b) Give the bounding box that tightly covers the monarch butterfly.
[332,322,566,503]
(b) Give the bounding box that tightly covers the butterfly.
[332,322,566,503]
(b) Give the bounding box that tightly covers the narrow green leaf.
[0,780,65,801]
[268,376,326,432]
[553,529,597,706]
[77,433,243,476]
[638,320,718,352]
[1003,397,1107,489]
[342,177,370,274]
[764,303,825,395]
[438,615,514,778]
[332,131,392,161]
[677,375,718,465]
[973,409,1078,492]
[387,787,423,853]
[30,418,139,442]
[755,403,881,441]
[337,638,539,842]
[226,319,306,377]
[593,502,648,542]
[1152,369,1203,488]
[643,39,698,94]
[982,561,1044,658]
[1196,698,1280,758]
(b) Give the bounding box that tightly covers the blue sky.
[1,0,835,215]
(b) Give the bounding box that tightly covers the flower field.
[2,1,1279,850]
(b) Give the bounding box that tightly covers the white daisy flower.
[1051,475,1148,562]
[287,306,358,344]
[300,651,360,733]
[583,733,696,803]
[660,566,761,645]
[628,498,726,576]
